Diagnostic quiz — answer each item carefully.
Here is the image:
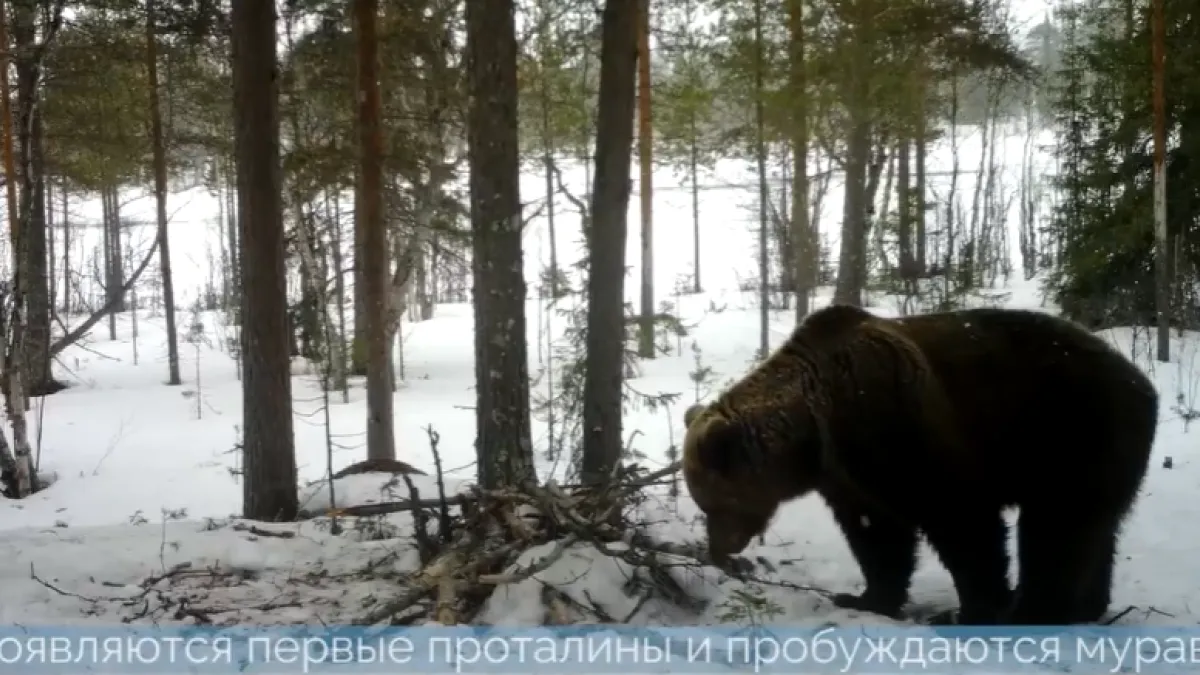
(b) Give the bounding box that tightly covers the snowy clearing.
[3,133,1196,643]
[5,278,1197,632]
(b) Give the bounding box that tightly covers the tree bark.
[12,0,52,396]
[580,0,639,486]
[787,0,813,321]
[465,0,537,490]
[231,0,298,521]
[636,0,654,359]
[354,0,394,461]
[832,0,873,307]
[146,0,181,385]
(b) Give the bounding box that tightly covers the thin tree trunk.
[329,187,349,400]
[753,0,770,355]
[580,0,639,487]
[108,185,125,313]
[354,0,394,461]
[103,186,116,339]
[538,0,559,298]
[945,69,960,291]
[787,0,811,319]
[225,153,240,321]
[0,0,33,498]
[216,160,230,311]
[61,184,69,315]
[915,56,928,274]
[898,135,915,284]
[147,0,181,385]
[13,0,51,397]
[46,178,54,316]
[352,164,366,376]
[690,109,701,293]
[1151,0,1169,360]
[636,0,654,359]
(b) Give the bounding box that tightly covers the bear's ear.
[694,416,746,478]
[683,403,707,428]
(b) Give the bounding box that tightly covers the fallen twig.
[232,523,296,539]
[30,563,101,603]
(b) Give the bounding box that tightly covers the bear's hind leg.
[826,498,919,620]
[1008,507,1120,625]
[1072,528,1116,623]
[920,508,1012,625]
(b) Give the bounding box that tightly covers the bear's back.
[890,307,1157,497]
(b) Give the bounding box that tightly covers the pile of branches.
[349,461,716,626]
[29,432,827,626]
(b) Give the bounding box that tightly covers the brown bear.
[682,304,1158,625]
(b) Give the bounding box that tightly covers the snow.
[3,120,1196,647]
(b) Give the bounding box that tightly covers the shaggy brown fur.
[682,304,1158,626]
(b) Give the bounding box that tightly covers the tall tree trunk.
[146,0,181,386]
[328,187,349,398]
[897,134,915,283]
[465,0,536,490]
[1151,0,1169,360]
[538,0,559,299]
[225,154,240,320]
[914,57,927,274]
[60,184,69,315]
[580,0,639,487]
[787,0,811,320]
[46,178,53,315]
[106,185,125,313]
[945,69,960,289]
[690,109,701,294]
[354,0,394,461]
[753,0,770,356]
[102,188,116,339]
[832,5,873,307]
[13,0,51,397]
[232,0,298,521]
[636,0,654,359]
[215,160,230,311]
[0,0,33,498]
[351,166,367,375]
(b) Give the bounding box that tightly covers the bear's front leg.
[921,508,1012,625]
[825,497,919,620]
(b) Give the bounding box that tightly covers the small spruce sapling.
[688,341,717,404]
[671,341,719,503]
[158,507,189,573]
[655,299,689,356]
[183,300,208,419]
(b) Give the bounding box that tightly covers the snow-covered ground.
[1,122,1195,640]
[5,278,1198,631]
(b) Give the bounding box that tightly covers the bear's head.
[682,403,794,567]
